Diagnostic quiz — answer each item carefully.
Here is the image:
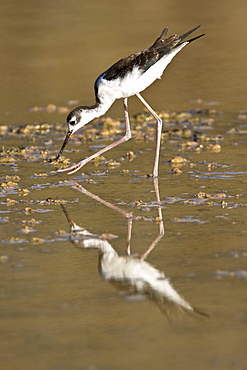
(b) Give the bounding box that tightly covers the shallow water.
[1,1,247,370]
[1,108,247,370]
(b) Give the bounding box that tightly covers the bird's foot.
[57,160,86,174]
[145,173,158,178]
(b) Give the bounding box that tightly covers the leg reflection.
[61,179,209,320]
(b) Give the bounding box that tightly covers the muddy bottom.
[1,107,247,370]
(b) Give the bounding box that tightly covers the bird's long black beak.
[54,130,72,161]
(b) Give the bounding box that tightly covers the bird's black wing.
[101,29,182,82]
[101,49,158,81]
[96,26,203,83]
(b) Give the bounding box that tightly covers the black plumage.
[100,25,203,81]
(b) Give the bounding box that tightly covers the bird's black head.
[66,107,84,132]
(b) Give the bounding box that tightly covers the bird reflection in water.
[62,178,208,321]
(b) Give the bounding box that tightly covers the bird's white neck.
[78,95,115,128]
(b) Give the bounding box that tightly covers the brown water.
[1,1,247,370]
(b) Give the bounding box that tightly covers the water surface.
[1,1,247,370]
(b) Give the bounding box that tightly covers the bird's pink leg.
[58,98,132,174]
[135,92,163,177]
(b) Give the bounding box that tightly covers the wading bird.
[55,26,204,176]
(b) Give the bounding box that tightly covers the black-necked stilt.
[55,25,204,176]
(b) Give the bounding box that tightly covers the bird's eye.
[70,120,76,126]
